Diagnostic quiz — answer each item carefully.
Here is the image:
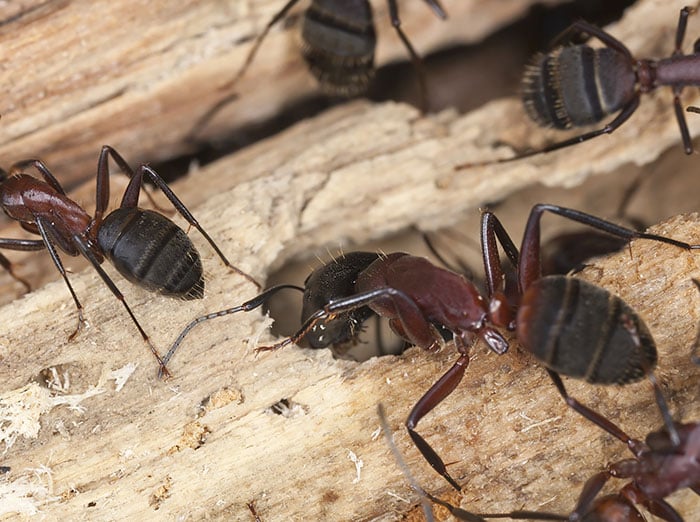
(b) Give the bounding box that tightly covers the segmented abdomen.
[98,208,204,300]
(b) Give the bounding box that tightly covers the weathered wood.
[0,0,559,185]
[0,143,699,520]
[1,1,700,520]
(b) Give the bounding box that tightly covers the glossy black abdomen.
[301,0,376,96]
[516,275,656,384]
[97,208,204,299]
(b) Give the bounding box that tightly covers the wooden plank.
[1,1,699,520]
[0,0,559,185]
[0,124,699,519]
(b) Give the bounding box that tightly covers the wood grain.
[0,0,558,186]
[1,1,700,520]
[0,134,699,519]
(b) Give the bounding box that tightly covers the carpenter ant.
[237,0,446,96]
[163,204,698,490]
[423,415,700,521]
[188,0,447,139]
[0,146,260,376]
[457,5,700,169]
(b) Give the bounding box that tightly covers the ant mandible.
[162,204,698,489]
[457,5,700,168]
[0,146,260,377]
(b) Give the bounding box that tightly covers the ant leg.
[646,373,681,446]
[672,87,693,153]
[404,334,474,491]
[67,230,171,377]
[139,164,261,289]
[257,287,441,352]
[222,0,300,92]
[406,351,469,491]
[571,471,610,517]
[455,95,641,169]
[480,211,520,298]
[518,203,700,291]
[160,284,304,377]
[95,146,171,222]
[421,229,479,280]
[9,159,66,195]
[674,6,697,55]
[186,0,301,141]
[619,484,683,522]
[546,370,651,457]
[385,0,446,112]
[549,20,633,60]
[34,219,87,340]
[0,238,47,291]
[0,252,31,291]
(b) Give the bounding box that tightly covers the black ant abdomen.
[97,208,204,300]
[300,0,377,97]
[518,276,656,385]
[522,46,635,130]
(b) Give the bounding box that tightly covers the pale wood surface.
[0,0,558,185]
[0,162,699,520]
[1,0,700,520]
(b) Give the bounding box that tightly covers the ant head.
[301,252,381,349]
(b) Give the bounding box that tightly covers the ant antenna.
[377,403,435,522]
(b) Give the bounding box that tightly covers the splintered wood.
[0,0,699,521]
[0,171,699,521]
[0,0,558,185]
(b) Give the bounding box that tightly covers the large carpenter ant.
[458,5,700,168]
[0,146,260,376]
[188,0,446,139]
[163,204,698,490]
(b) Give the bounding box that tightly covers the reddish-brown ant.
[417,411,700,521]
[382,379,700,522]
[162,204,698,490]
[457,5,700,168]
[0,146,260,376]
